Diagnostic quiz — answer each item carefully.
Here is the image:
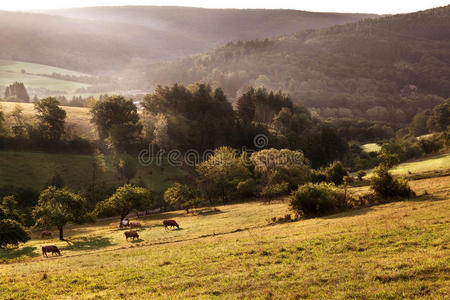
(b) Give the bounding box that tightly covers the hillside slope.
[0,176,448,298]
[0,7,375,72]
[0,60,90,96]
[141,6,450,121]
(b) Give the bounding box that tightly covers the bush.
[164,183,201,212]
[357,170,366,181]
[311,169,328,183]
[325,161,348,185]
[237,178,257,198]
[370,166,414,198]
[260,182,289,202]
[0,219,30,248]
[290,183,348,217]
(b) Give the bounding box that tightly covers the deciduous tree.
[33,186,89,240]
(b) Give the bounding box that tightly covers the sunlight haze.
[1,0,449,14]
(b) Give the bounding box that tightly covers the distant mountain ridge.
[0,6,376,73]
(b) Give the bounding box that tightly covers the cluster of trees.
[163,147,347,211]
[139,6,449,139]
[141,84,347,167]
[3,82,29,103]
[0,182,154,246]
[0,96,95,153]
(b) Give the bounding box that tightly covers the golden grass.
[361,143,381,153]
[1,101,94,140]
[0,176,449,299]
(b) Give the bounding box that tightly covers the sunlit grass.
[0,176,449,298]
[361,143,381,153]
[0,60,90,94]
[1,101,94,139]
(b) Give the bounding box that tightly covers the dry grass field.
[0,176,448,299]
[0,101,94,140]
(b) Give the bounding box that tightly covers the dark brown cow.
[163,219,179,230]
[124,230,139,241]
[42,245,61,257]
[129,222,142,229]
[41,231,52,238]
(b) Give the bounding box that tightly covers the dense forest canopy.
[139,6,450,124]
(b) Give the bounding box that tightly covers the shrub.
[260,182,289,202]
[311,169,327,183]
[325,161,347,185]
[357,170,366,181]
[290,183,348,217]
[0,219,30,248]
[370,166,414,199]
[343,176,355,185]
[237,178,257,198]
[164,183,201,212]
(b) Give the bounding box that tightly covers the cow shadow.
[129,238,144,243]
[62,236,114,251]
[142,211,185,220]
[0,246,39,261]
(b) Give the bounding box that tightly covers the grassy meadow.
[1,101,94,140]
[0,151,185,193]
[390,154,450,176]
[361,143,381,153]
[0,60,90,94]
[0,176,449,299]
[361,153,450,180]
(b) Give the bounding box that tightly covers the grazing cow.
[42,245,61,257]
[119,218,130,228]
[124,230,139,241]
[41,231,52,238]
[130,222,142,229]
[163,219,179,230]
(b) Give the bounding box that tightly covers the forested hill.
[0,7,375,73]
[140,6,450,122]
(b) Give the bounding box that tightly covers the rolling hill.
[140,6,450,122]
[0,7,376,73]
[0,60,90,97]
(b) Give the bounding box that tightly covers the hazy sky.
[1,0,449,14]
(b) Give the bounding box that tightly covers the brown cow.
[124,230,139,241]
[42,245,61,257]
[163,219,179,230]
[129,222,142,229]
[41,231,52,238]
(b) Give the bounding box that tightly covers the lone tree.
[95,184,151,221]
[33,186,89,240]
[34,97,66,142]
[4,82,30,102]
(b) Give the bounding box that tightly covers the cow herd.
[40,219,180,258]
